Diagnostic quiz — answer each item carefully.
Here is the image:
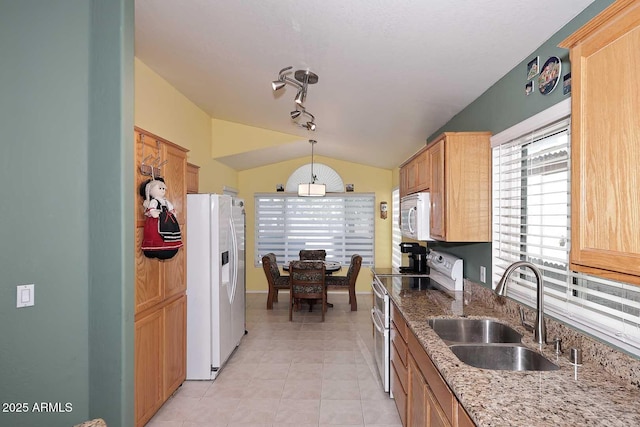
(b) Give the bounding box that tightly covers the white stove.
[426,250,464,292]
[371,250,464,394]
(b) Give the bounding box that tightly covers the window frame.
[492,98,640,357]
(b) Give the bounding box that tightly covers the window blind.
[492,112,640,356]
[254,193,375,267]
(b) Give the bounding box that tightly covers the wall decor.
[525,81,534,96]
[527,56,539,80]
[538,56,561,95]
[563,72,572,95]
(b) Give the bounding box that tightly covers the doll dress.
[141,198,183,259]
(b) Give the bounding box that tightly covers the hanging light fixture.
[298,139,326,197]
[272,66,319,130]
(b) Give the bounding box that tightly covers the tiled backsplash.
[464,279,640,390]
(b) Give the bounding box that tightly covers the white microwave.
[400,192,433,241]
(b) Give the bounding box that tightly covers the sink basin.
[427,318,523,344]
[449,344,559,371]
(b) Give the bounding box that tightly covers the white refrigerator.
[186,194,246,380]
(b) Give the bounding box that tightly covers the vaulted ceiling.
[135,0,594,170]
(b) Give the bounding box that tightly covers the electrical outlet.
[480,266,486,283]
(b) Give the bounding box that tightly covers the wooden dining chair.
[299,249,326,261]
[326,254,362,311]
[289,260,327,321]
[262,253,289,309]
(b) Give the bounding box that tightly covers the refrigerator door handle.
[229,217,238,304]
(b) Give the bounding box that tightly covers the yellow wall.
[135,57,395,301]
[240,156,393,294]
[134,58,238,192]
[211,119,300,157]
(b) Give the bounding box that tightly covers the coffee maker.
[399,242,428,273]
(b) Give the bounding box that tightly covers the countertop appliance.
[186,194,246,380]
[370,250,463,394]
[399,242,428,273]
[400,192,433,241]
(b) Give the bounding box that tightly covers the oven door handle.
[371,280,385,300]
[371,308,385,333]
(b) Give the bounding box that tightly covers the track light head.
[290,110,302,119]
[272,80,286,91]
[307,121,316,131]
[294,89,306,105]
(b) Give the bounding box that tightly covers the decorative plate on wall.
[285,163,344,193]
[538,56,561,95]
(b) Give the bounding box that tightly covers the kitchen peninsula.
[373,269,640,426]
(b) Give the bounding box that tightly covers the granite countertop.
[375,271,640,426]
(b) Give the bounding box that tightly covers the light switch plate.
[480,266,487,283]
[16,284,34,308]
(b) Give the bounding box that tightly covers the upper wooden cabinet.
[186,162,200,194]
[399,147,430,198]
[427,132,491,242]
[559,0,640,285]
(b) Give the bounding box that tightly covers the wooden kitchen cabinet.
[427,132,491,242]
[391,301,475,427]
[134,127,188,426]
[559,0,640,285]
[391,303,409,426]
[399,147,430,198]
[186,162,200,194]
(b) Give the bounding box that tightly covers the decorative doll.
[139,178,182,259]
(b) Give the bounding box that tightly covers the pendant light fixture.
[298,140,326,197]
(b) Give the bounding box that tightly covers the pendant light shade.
[298,140,326,197]
[298,183,326,197]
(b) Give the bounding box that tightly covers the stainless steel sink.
[427,318,523,344]
[449,344,559,371]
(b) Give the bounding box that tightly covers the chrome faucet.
[495,261,547,345]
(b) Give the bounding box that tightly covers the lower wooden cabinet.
[135,295,187,427]
[391,303,409,426]
[163,295,187,399]
[135,309,163,426]
[391,302,475,427]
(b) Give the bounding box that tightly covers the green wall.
[426,0,615,286]
[0,1,134,426]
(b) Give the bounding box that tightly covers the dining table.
[282,260,341,273]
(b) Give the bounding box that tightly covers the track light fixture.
[272,66,319,131]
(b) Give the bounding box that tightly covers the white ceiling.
[135,0,593,170]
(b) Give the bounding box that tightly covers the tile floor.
[147,292,402,427]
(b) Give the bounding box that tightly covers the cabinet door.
[164,295,187,399]
[400,166,409,198]
[415,150,430,192]
[186,162,199,194]
[407,354,428,427]
[135,228,163,313]
[429,139,446,240]
[391,362,408,427]
[561,1,640,284]
[426,386,451,427]
[164,232,187,299]
[163,143,187,226]
[135,309,164,427]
